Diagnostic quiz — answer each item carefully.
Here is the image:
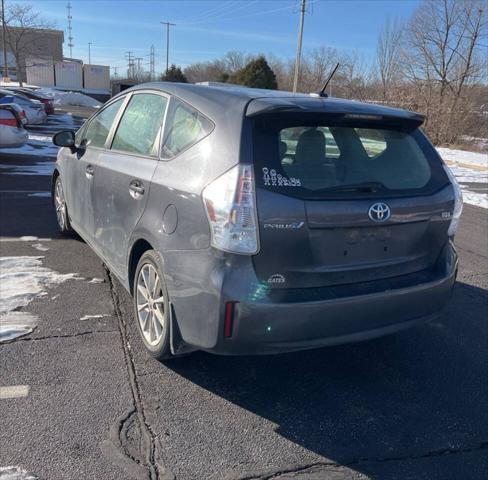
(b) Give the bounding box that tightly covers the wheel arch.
[128,238,155,295]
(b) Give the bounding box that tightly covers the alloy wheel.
[136,263,166,346]
[54,179,67,230]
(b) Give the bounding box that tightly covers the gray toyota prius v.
[52,82,462,360]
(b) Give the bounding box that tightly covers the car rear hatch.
[248,104,453,290]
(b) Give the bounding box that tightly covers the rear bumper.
[166,243,458,356]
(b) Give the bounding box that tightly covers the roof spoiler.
[246,100,425,128]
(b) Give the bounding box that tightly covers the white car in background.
[0,105,28,148]
[0,90,47,125]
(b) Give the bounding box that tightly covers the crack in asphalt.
[0,329,118,345]
[105,267,172,480]
[236,441,488,479]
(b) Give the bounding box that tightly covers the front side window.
[161,99,213,159]
[111,93,168,156]
[83,98,124,149]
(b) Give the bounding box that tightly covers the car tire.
[133,250,172,361]
[53,176,73,235]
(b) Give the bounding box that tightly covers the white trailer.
[54,61,82,89]
[83,64,110,90]
[26,58,55,86]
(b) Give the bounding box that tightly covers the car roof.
[123,81,424,125]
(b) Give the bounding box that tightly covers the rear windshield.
[252,115,448,199]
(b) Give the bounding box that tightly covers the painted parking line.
[0,385,29,400]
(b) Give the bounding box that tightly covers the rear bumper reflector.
[224,302,236,338]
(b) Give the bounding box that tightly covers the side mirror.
[53,130,76,148]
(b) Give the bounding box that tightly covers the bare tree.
[376,18,404,101]
[2,3,56,85]
[404,0,487,143]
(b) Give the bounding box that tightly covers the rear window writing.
[255,122,435,197]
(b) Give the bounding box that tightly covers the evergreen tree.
[161,65,188,83]
[232,56,277,89]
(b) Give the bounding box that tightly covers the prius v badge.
[263,221,305,230]
[368,202,391,222]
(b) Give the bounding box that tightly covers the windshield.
[252,116,448,199]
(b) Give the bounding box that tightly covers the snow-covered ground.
[0,253,81,343]
[0,466,38,480]
[436,147,487,169]
[36,88,101,108]
[437,146,488,209]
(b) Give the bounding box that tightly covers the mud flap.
[169,303,197,356]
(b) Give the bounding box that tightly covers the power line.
[160,21,175,75]
[293,0,306,93]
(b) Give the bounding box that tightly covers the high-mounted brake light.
[442,164,463,237]
[202,164,259,254]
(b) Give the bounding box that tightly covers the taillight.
[202,164,259,254]
[0,118,18,127]
[19,110,26,118]
[442,164,463,237]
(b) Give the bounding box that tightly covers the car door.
[92,91,169,279]
[62,97,126,241]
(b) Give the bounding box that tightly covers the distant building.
[0,27,64,82]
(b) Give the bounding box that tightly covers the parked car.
[0,90,47,125]
[2,86,55,114]
[0,104,28,148]
[52,83,462,360]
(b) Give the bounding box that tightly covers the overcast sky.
[15,0,422,74]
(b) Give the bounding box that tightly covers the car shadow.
[164,281,488,477]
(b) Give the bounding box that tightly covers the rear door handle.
[85,165,94,178]
[129,180,145,198]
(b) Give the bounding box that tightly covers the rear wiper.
[324,182,386,193]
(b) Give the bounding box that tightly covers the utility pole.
[149,44,155,81]
[160,21,175,75]
[125,51,134,79]
[112,66,118,79]
[88,42,92,64]
[135,56,143,79]
[67,1,74,58]
[1,0,9,81]
[293,0,306,93]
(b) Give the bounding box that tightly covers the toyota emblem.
[368,202,391,222]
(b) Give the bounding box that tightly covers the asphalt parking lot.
[0,112,487,480]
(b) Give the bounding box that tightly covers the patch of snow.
[0,256,80,314]
[31,243,49,252]
[19,236,39,242]
[37,88,101,108]
[28,192,51,198]
[28,134,53,142]
[448,165,488,184]
[437,147,487,168]
[0,466,38,480]
[80,314,110,321]
[0,161,54,175]
[0,312,37,342]
[461,190,488,209]
[88,277,104,284]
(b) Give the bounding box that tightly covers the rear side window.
[161,99,213,159]
[254,116,444,198]
[83,98,124,149]
[112,93,168,156]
